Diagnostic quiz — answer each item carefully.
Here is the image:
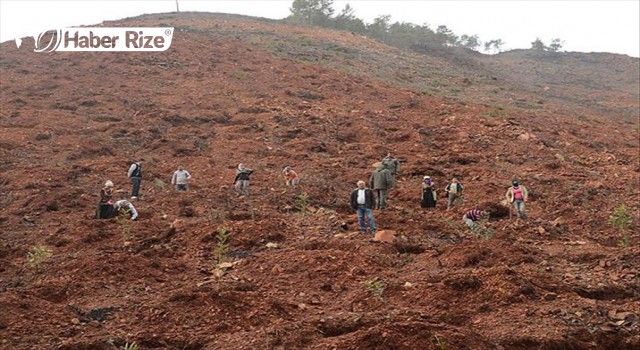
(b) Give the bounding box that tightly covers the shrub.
[295,193,310,214]
[471,214,495,240]
[609,205,632,248]
[213,228,232,277]
[122,342,139,350]
[364,278,385,299]
[26,246,52,270]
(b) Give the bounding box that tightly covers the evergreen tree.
[289,0,335,26]
[459,34,481,51]
[367,15,391,41]
[548,38,564,52]
[484,39,505,54]
[531,37,546,51]
[335,4,366,33]
[436,25,458,46]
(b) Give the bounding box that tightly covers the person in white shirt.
[171,166,192,191]
[349,180,377,234]
[113,200,138,220]
[445,178,464,210]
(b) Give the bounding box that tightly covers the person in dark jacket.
[234,163,254,197]
[350,180,377,234]
[370,162,394,210]
[420,176,437,208]
[96,180,114,219]
[100,180,114,204]
[127,159,143,199]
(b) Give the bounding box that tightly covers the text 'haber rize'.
[63,31,166,49]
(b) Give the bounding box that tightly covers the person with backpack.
[282,166,299,188]
[463,209,486,229]
[445,178,464,210]
[370,162,394,210]
[350,180,377,234]
[505,180,529,219]
[127,159,143,199]
[234,163,254,197]
[171,166,192,191]
[420,176,437,208]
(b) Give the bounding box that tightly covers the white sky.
[1,0,638,57]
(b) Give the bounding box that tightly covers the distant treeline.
[287,0,564,54]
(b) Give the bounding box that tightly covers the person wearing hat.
[282,166,300,188]
[505,180,528,218]
[234,163,254,197]
[96,180,115,219]
[445,178,464,210]
[100,180,114,204]
[350,180,377,234]
[420,176,437,208]
[369,161,394,210]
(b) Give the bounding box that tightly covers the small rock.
[271,264,283,274]
[70,318,80,325]
[373,230,396,243]
[517,133,531,141]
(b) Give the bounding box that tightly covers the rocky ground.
[0,13,638,350]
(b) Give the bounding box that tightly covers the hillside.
[0,12,638,350]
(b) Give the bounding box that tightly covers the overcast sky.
[1,0,638,57]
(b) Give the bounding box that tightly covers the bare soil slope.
[1,13,639,350]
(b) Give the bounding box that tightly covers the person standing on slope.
[171,166,192,191]
[127,159,143,199]
[350,180,377,234]
[382,153,400,178]
[420,176,437,208]
[234,163,254,197]
[505,180,528,219]
[370,162,394,210]
[445,178,464,210]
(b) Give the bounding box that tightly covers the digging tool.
[509,201,513,220]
